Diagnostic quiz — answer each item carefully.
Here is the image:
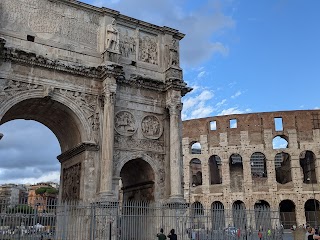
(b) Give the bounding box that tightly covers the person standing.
[267,228,271,239]
[157,228,167,240]
[308,227,320,239]
[168,229,177,240]
[258,230,263,240]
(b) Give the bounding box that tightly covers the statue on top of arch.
[105,18,120,52]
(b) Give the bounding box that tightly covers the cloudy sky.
[1,0,320,184]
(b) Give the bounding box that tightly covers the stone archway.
[232,200,247,229]
[305,199,320,227]
[254,200,271,230]
[120,158,155,202]
[0,95,98,202]
[279,200,296,229]
[0,0,191,205]
[211,201,225,230]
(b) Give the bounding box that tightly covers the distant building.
[28,183,58,212]
[0,184,26,206]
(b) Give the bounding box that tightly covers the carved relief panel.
[138,32,158,65]
[62,163,81,201]
[165,38,180,68]
[141,115,163,139]
[114,111,137,136]
[118,26,137,60]
[0,80,44,103]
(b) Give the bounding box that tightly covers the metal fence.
[0,199,291,240]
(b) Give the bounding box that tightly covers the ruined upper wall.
[182,110,320,147]
[0,0,184,79]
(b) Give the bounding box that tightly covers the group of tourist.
[156,228,177,240]
[306,225,320,240]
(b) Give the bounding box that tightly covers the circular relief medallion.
[141,115,163,139]
[115,111,136,136]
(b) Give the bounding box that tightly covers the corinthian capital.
[167,103,183,115]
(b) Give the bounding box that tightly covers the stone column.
[291,155,303,192]
[99,78,117,200]
[167,100,184,202]
[221,152,231,197]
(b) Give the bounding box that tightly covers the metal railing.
[0,199,292,240]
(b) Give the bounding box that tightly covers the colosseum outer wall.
[182,110,320,226]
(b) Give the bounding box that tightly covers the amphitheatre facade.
[183,110,320,227]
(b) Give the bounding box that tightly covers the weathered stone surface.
[0,0,191,204]
[183,110,320,226]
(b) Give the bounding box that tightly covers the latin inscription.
[0,0,99,47]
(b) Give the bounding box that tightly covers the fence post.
[89,203,94,240]
[62,202,67,239]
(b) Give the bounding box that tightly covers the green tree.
[35,187,58,195]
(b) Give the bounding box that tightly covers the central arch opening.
[119,159,155,240]
[120,158,155,202]
[0,120,61,185]
[1,97,86,203]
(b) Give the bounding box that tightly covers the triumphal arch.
[0,0,191,204]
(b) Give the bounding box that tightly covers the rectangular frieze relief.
[0,0,100,48]
[118,25,137,61]
[114,135,164,154]
[62,162,81,201]
[138,31,159,65]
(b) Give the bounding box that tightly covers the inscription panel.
[0,0,100,47]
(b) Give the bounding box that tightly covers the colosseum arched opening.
[232,200,247,229]
[300,150,317,184]
[229,154,243,192]
[254,200,271,230]
[275,152,292,185]
[279,200,296,229]
[209,155,222,185]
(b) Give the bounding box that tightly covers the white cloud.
[231,90,242,98]
[182,89,214,119]
[210,42,229,57]
[0,120,60,184]
[90,0,235,67]
[216,99,227,107]
[190,104,214,119]
[0,171,60,185]
[218,107,251,116]
[197,71,206,78]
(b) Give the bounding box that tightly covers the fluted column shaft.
[100,79,117,199]
[167,102,184,200]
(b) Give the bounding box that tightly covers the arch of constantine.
[0,0,191,204]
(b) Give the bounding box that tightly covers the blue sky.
[1,0,320,184]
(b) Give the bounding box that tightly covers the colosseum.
[182,109,320,228]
